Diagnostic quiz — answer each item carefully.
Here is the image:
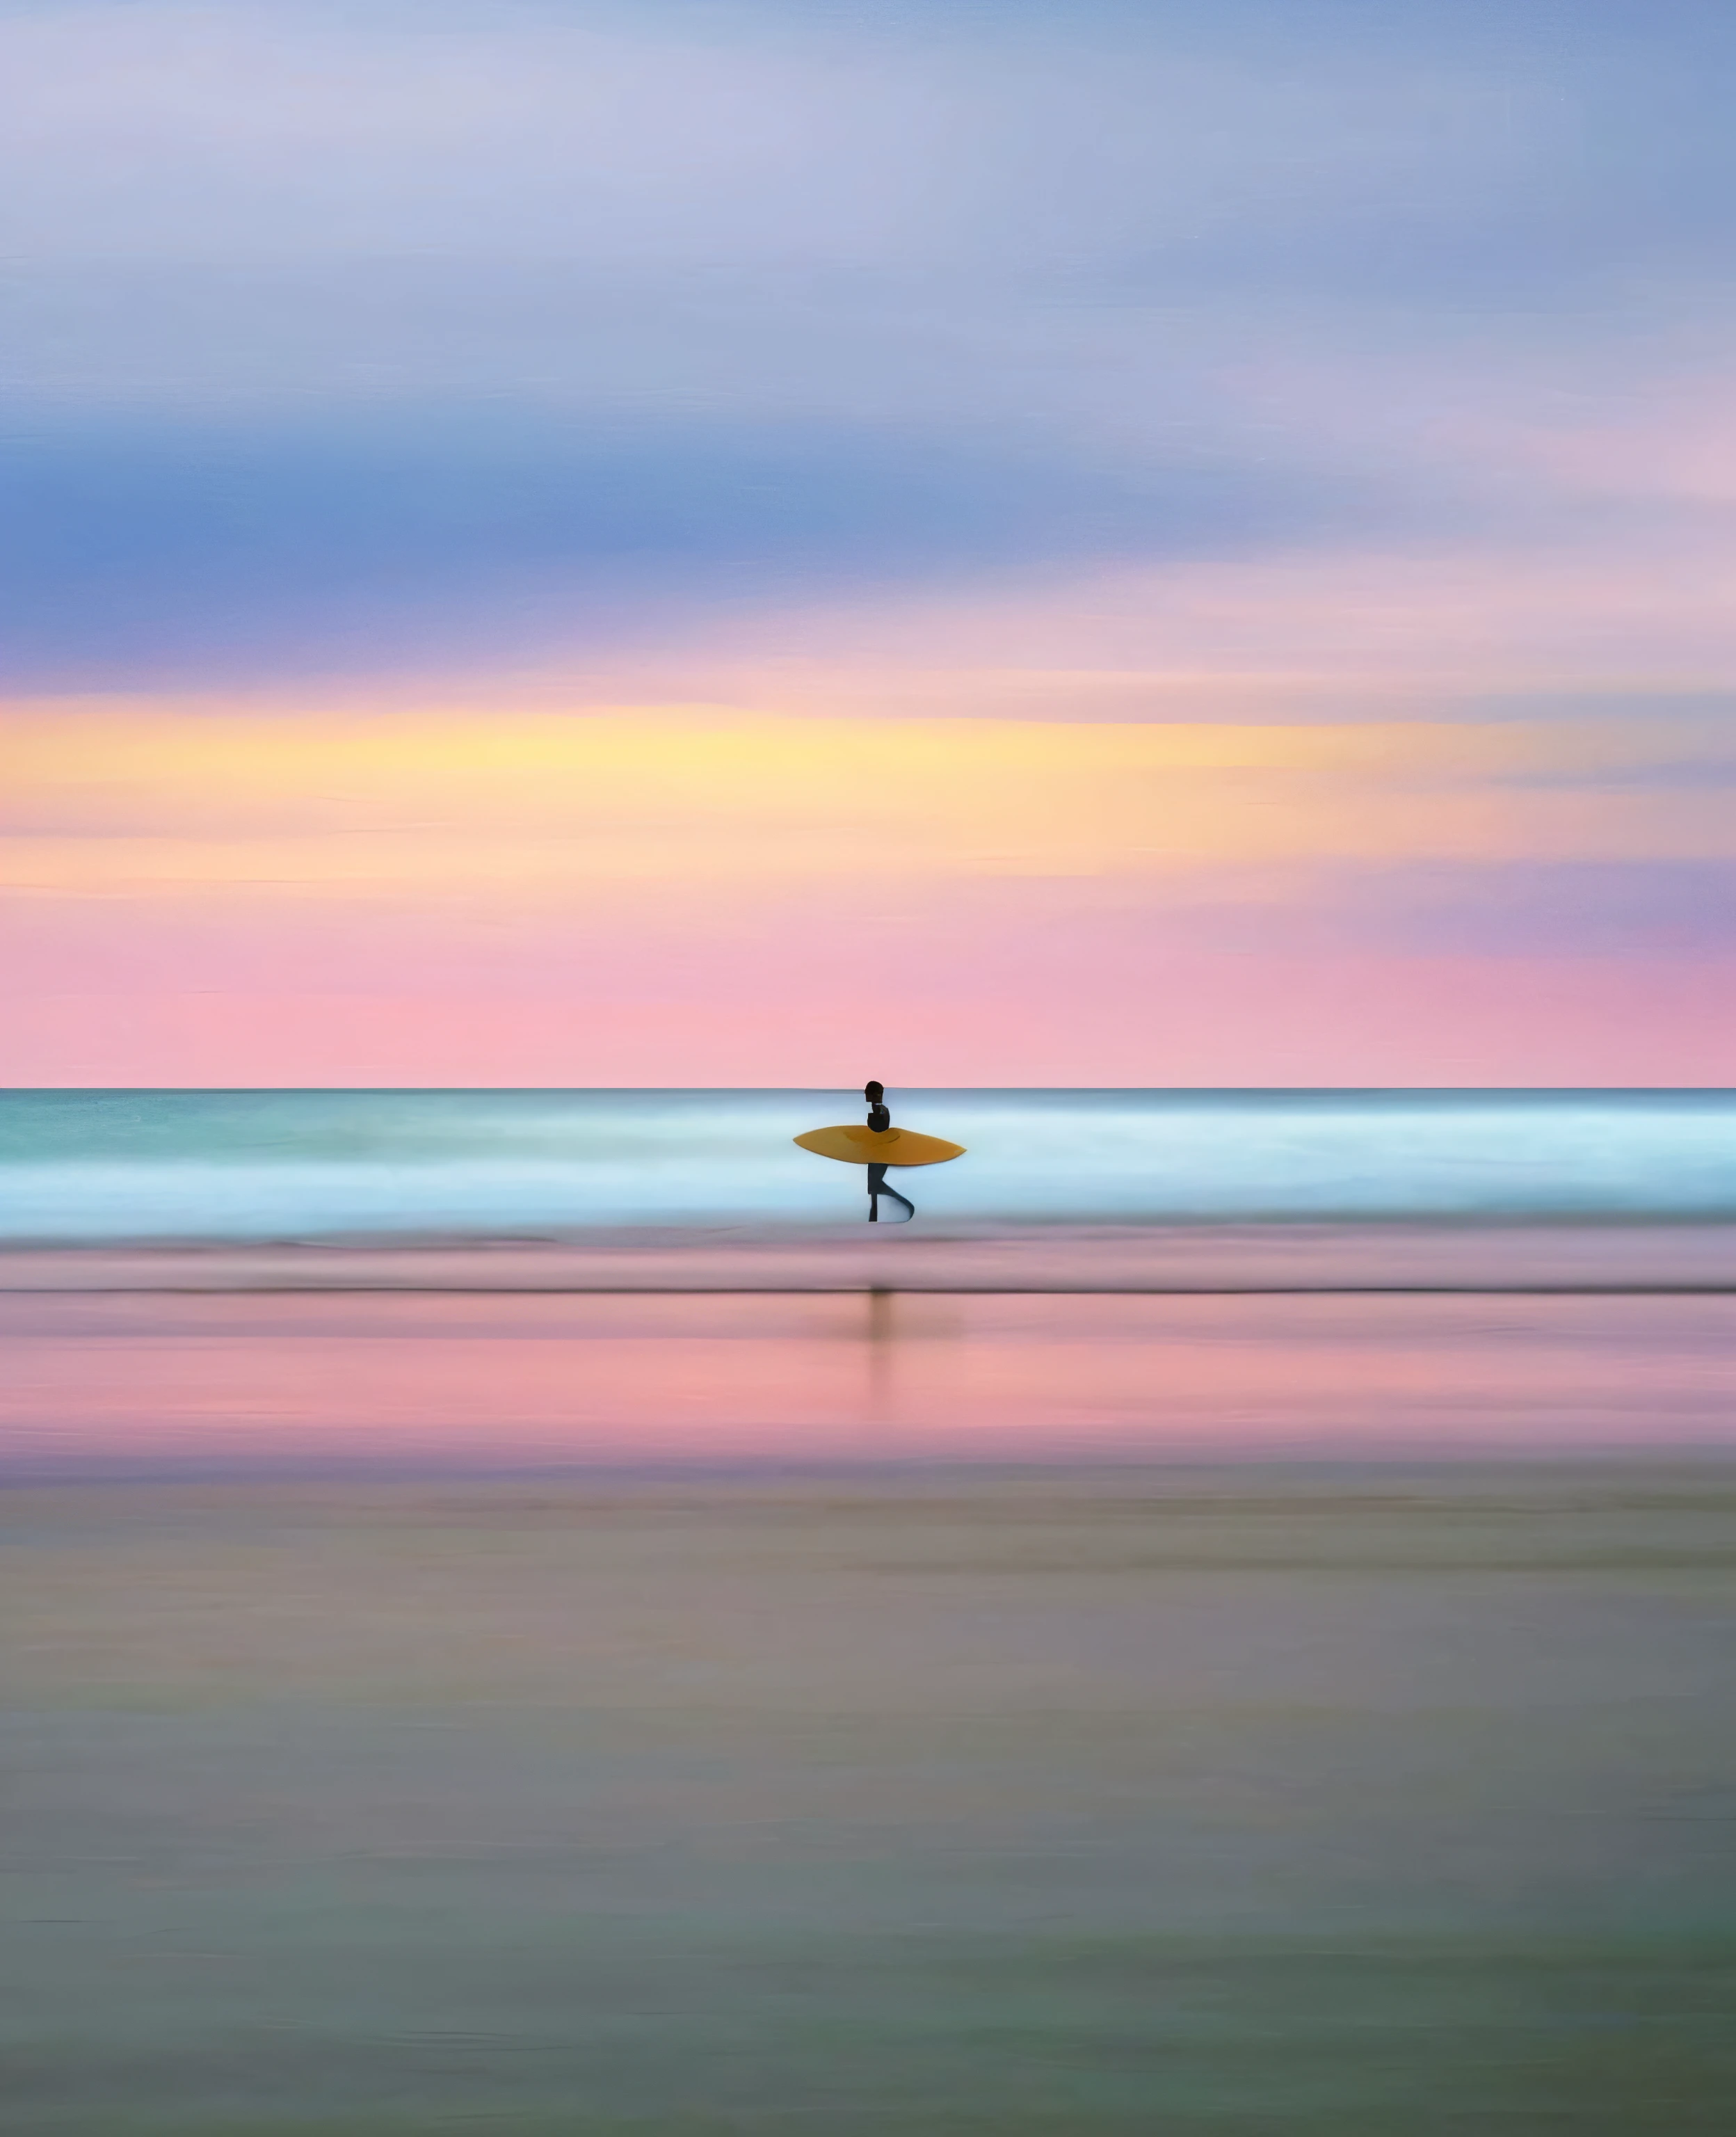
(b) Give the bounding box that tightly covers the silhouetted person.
[863,1081,913,1221]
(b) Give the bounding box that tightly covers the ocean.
[4,1087,1734,1243]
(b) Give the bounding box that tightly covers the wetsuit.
[865,1098,913,1220]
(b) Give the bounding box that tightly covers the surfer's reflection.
[862,1084,915,1222]
[865,1283,896,1412]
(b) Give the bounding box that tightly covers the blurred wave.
[2,1089,1733,1245]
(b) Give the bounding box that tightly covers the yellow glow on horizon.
[5,705,1730,902]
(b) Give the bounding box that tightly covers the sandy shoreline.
[3,1222,1735,1292]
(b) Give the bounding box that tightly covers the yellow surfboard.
[794,1125,965,1167]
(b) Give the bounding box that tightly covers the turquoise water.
[3,1089,1733,1242]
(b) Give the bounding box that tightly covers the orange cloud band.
[6,706,1730,903]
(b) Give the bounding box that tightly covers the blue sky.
[6,0,1736,690]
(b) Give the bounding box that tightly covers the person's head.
[864,1081,884,1104]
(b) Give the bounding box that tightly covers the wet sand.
[1,1290,1733,2131]
[3,1459,1734,2134]
[6,1220,1736,1295]
[1,1287,1731,1474]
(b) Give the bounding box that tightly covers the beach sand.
[2,1292,1733,2131]
[5,1220,1735,1295]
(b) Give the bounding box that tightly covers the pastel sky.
[4,0,1734,1084]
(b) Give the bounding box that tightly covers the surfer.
[861,1082,914,1223]
[793,1084,965,1222]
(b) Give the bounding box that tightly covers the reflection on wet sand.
[3,1289,1733,2131]
[1,1289,1730,1472]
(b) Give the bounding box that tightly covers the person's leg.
[867,1165,915,1222]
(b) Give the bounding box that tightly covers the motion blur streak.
[7,705,1735,1082]
[3,1292,1733,1473]
[4,1433,1733,2132]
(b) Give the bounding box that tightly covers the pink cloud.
[10,945,1731,1087]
